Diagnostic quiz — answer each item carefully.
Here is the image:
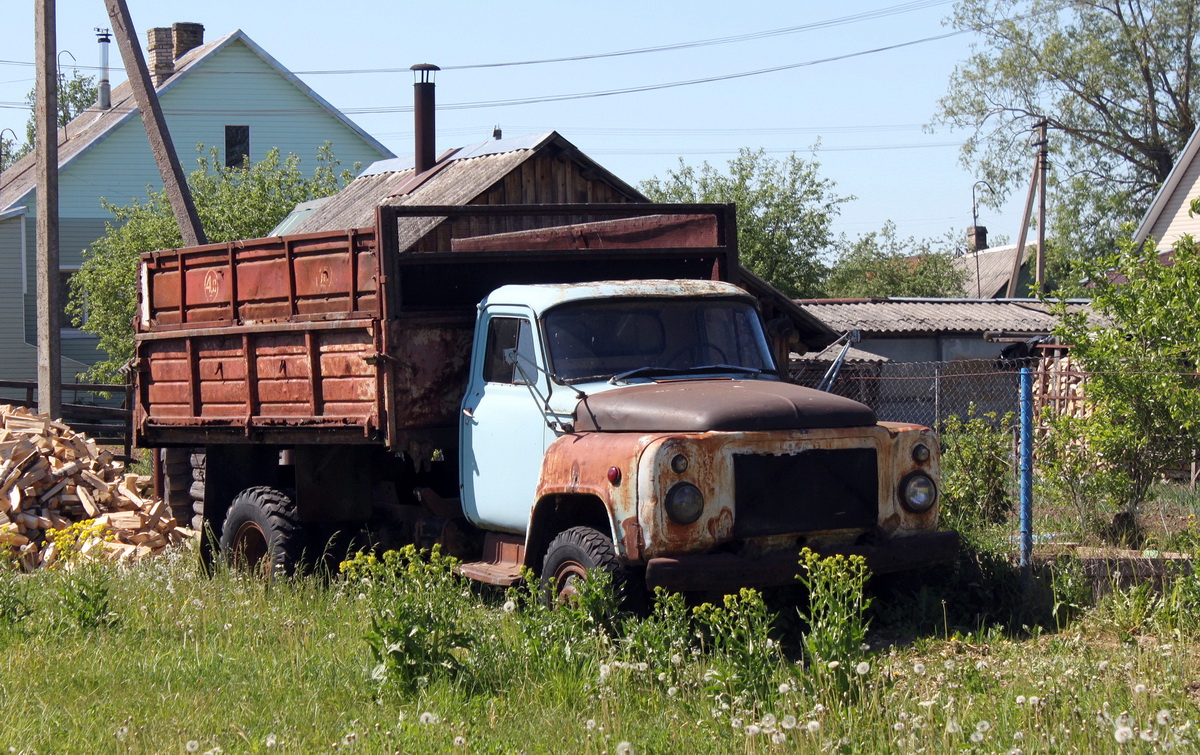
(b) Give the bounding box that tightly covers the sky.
[0,0,1033,252]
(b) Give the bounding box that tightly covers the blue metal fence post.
[1019,367,1034,568]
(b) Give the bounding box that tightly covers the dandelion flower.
[913,662,926,675]
[827,661,840,670]
[977,721,992,733]
[419,712,439,725]
[731,718,743,729]
[781,715,797,730]
[1098,661,1110,672]
[502,600,516,613]
[893,722,905,732]
[658,672,668,682]
[115,727,129,741]
[761,714,777,728]
[615,743,634,755]
[265,734,278,748]
[454,736,467,747]
[585,719,597,730]
[186,742,200,753]
[1157,710,1172,725]
[667,687,678,697]
[806,720,820,734]
[745,724,761,736]
[771,732,787,744]
[1114,726,1134,744]
[946,720,962,734]
[778,682,792,694]
[1028,695,1040,706]
[1140,729,1155,742]
[1134,684,1148,695]
[970,731,984,743]
[635,662,649,672]
[944,659,956,671]
[670,653,682,665]
[975,660,988,671]
[856,661,871,675]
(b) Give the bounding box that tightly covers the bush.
[940,406,1016,530]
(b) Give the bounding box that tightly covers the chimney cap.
[411,63,440,72]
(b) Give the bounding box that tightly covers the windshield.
[543,297,777,383]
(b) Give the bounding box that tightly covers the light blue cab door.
[460,308,551,533]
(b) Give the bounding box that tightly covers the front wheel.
[540,526,642,610]
[219,487,302,577]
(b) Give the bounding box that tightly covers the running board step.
[457,532,526,586]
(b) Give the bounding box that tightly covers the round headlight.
[911,444,931,464]
[900,473,937,513]
[670,454,689,474]
[665,483,704,524]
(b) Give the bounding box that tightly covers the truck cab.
[455,280,954,597]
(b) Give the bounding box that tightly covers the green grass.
[1,543,1199,754]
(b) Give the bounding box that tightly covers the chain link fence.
[792,358,1039,429]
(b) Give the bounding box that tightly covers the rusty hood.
[573,379,876,432]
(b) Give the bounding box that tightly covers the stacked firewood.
[0,405,196,569]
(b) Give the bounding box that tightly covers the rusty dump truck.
[135,203,956,596]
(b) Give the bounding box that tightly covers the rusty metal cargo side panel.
[137,321,383,443]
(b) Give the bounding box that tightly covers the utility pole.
[1035,121,1048,295]
[35,0,61,418]
[1006,120,1049,298]
[104,0,206,246]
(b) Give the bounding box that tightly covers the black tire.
[219,486,303,577]
[541,526,642,609]
[162,448,194,523]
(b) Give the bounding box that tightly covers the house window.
[225,125,250,168]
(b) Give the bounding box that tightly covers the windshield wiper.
[610,364,762,384]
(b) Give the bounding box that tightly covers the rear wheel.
[541,526,642,609]
[219,486,302,577]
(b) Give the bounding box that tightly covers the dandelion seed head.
[770,732,786,744]
[944,659,956,671]
[1098,661,1110,672]
[670,653,682,665]
[667,686,678,697]
[946,721,962,734]
[1114,726,1134,744]
[1140,729,1155,742]
[454,736,467,747]
[502,599,516,613]
[615,742,634,755]
[778,682,792,694]
[893,722,905,732]
[265,734,277,748]
[805,720,820,734]
[856,661,871,675]
[585,719,597,730]
[1158,710,1172,725]
[115,727,129,740]
[913,662,926,675]
[827,660,840,670]
[745,724,761,736]
[781,715,797,730]
[419,712,439,725]
[970,731,984,743]
[1134,684,1148,695]
[1028,695,1040,706]
[186,742,200,753]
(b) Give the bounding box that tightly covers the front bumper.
[644,530,960,592]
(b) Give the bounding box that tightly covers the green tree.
[71,144,354,382]
[640,148,849,297]
[2,68,97,171]
[933,0,1200,262]
[825,222,967,298]
[1051,217,1200,524]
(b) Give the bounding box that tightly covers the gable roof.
[285,131,644,235]
[1133,125,1200,250]
[952,242,1037,298]
[0,29,391,213]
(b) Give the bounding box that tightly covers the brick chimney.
[147,27,174,86]
[173,23,205,60]
[968,225,989,252]
[146,23,204,87]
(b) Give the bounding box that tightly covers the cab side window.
[483,317,535,384]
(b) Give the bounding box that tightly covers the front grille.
[733,448,878,537]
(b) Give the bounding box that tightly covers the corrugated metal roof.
[0,30,392,213]
[795,298,1075,335]
[952,243,1036,298]
[791,346,889,363]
